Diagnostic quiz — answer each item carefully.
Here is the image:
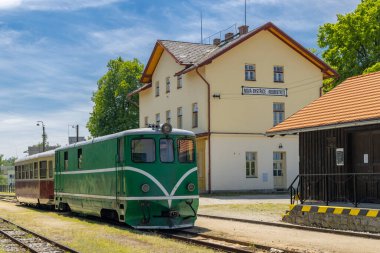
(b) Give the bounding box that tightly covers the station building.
[268,71,380,232]
[132,22,337,193]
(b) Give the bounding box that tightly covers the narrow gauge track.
[0,217,79,253]
[198,214,380,240]
[0,195,16,203]
[159,229,300,253]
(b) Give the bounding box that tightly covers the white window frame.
[166,110,171,124]
[273,102,285,126]
[155,81,160,97]
[155,113,160,125]
[274,66,284,83]
[177,107,183,129]
[245,64,256,81]
[166,77,170,93]
[246,152,257,178]
[177,75,183,89]
[192,103,198,128]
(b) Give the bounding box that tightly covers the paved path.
[199,194,289,206]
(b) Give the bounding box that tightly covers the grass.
[0,192,15,196]
[0,204,214,253]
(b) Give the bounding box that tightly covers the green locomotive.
[54,123,198,229]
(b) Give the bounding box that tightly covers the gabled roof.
[267,71,380,135]
[140,22,338,84]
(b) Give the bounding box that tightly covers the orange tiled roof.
[267,71,380,134]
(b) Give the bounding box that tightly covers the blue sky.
[0,0,360,158]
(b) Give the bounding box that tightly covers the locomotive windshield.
[178,139,195,163]
[131,139,156,163]
[160,139,174,162]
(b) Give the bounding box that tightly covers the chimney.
[238,25,249,35]
[213,38,221,46]
[224,32,234,42]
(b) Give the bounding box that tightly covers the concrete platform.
[284,204,380,233]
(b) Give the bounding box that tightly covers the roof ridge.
[345,70,380,80]
[158,39,215,46]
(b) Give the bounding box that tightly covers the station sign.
[241,86,288,97]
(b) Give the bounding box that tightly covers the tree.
[318,0,380,90]
[363,62,380,74]
[0,154,17,166]
[87,57,144,137]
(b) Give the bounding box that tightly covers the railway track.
[198,214,380,240]
[0,217,79,253]
[159,229,300,253]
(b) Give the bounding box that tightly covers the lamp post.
[36,121,46,152]
[68,124,79,143]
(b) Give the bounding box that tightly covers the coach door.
[116,138,125,201]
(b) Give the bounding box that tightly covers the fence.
[0,185,15,193]
[289,173,380,207]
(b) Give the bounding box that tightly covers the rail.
[288,173,380,207]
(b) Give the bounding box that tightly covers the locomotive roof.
[15,149,55,164]
[56,127,195,151]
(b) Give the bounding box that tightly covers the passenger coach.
[54,124,199,229]
[15,150,55,205]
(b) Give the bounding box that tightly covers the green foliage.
[318,0,380,90]
[0,154,17,166]
[87,57,144,137]
[363,62,380,74]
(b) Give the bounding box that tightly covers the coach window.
[49,160,53,178]
[29,164,33,179]
[78,149,83,169]
[40,161,47,179]
[21,165,25,179]
[178,139,195,163]
[64,151,68,170]
[34,162,38,178]
[131,139,155,163]
[160,139,174,163]
[26,164,29,179]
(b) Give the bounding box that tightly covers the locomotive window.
[48,160,53,178]
[131,139,155,163]
[78,149,83,169]
[40,161,47,179]
[178,139,195,163]
[64,151,68,170]
[34,162,38,178]
[160,139,174,162]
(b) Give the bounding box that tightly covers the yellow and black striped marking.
[289,204,380,217]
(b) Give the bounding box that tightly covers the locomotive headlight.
[161,123,172,134]
[187,183,195,192]
[141,183,150,193]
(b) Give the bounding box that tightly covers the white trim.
[16,178,53,182]
[55,192,198,201]
[56,166,198,208]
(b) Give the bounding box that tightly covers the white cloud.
[0,0,21,9]
[0,0,122,11]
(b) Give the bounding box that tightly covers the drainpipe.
[195,67,212,194]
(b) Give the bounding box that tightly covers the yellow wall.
[139,50,208,134]
[205,30,322,133]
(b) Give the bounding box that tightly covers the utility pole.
[36,121,46,152]
[76,124,79,143]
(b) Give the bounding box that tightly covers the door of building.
[273,152,286,189]
[196,138,206,192]
[350,130,380,202]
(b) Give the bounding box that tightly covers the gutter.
[195,67,212,194]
